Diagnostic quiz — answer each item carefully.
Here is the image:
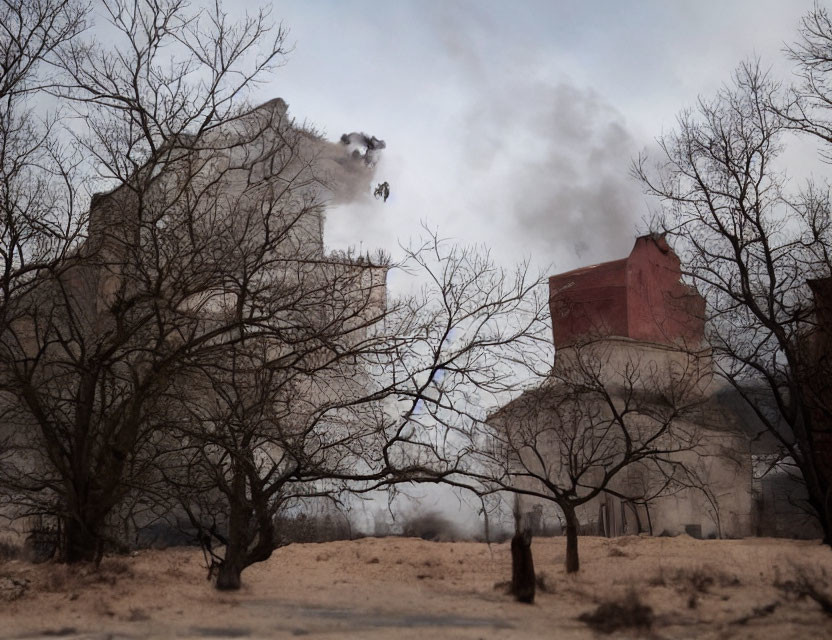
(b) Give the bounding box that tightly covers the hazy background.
[84,0,821,275]
[205,0,818,278]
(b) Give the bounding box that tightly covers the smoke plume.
[428,4,645,271]
[340,132,387,167]
[304,127,386,205]
[245,99,385,207]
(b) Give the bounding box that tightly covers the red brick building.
[549,235,705,348]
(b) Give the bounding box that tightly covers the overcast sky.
[164,2,820,275]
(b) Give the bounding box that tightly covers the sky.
[201,0,818,278]
[79,0,821,277]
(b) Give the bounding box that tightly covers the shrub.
[578,589,653,634]
[24,526,58,563]
[0,575,28,602]
[0,539,22,562]
[649,565,739,593]
[275,512,353,544]
[401,511,459,542]
[535,571,554,593]
[44,566,70,592]
[101,558,132,576]
[776,565,832,617]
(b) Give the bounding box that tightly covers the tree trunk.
[510,529,535,603]
[563,504,580,574]
[61,517,100,564]
[803,454,832,545]
[216,553,244,591]
[215,470,251,591]
[809,483,832,546]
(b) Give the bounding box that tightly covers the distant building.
[495,235,819,539]
[549,235,704,349]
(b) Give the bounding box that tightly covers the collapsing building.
[494,235,818,539]
[0,98,389,553]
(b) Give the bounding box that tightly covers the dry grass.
[0,536,830,639]
[36,556,135,593]
[163,553,192,579]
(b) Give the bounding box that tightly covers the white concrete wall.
[498,337,755,538]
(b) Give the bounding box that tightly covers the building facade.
[496,235,757,539]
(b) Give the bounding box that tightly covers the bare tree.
[154,250,389,590]
[635,53,832,542]
[0,1,556,580]
[150,231,552,591]
[780,4,832,156]
[0,0,88,552]
[0,0,88,325]
[0,0,302,562]
[483,338,707,573]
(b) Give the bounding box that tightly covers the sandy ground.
[1,535,832,639]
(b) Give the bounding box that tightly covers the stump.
[510,529,535,604]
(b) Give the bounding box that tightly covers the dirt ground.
[1,535,831,639]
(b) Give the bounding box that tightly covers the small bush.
[493,579,511,593]
[101,558,132,577]
[0,575,28,602]
[649,565,739,593]
[401,511,459,542]
[578,590,653,634]
[677,567,716,593]
[127,608,150,622]
[608,547,629,558]
[44,566,70,592]
[275,513,353,544]
[732,601,779,625]
[37,556,135,593]
[24,526,58,563]
[535,571,554,594]
[0,540,22,562]
[776,565,832,617]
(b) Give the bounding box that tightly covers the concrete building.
[0,99,388,551]
[495,235,758,539]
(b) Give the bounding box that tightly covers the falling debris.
[374,181,390,202]
[340,131,386,166]
[340,132,386,150]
